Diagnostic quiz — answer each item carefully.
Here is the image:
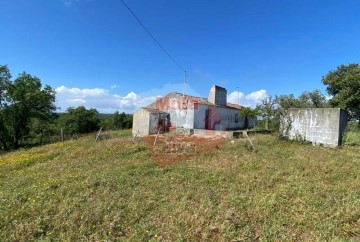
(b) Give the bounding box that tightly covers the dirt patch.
[144,135,225,167]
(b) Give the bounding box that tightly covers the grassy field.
[0,130,359,241]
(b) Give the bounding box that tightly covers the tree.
[112,111,125,129]
[0,67,56,149]
[0,65,11,149]
[239,107,259,129]
[256,96,276,130]
[60,106,100,134]
[276,90,328,109]
[123,114,133,129]
[322,63,360,121]
[29,115,59,145]
[275,94,300,109]
[298,89,328,108]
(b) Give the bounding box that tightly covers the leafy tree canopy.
[322,63,360,120]
[59,106,100,134]
[276,90,328,109]
[0,65,56,149]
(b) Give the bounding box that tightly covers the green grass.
[343,131,360,146]
[343,123,360,146]
[0,130,359,241]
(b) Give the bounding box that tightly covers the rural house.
[132,85,257,137]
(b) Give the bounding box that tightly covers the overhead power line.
[120,0,185,72]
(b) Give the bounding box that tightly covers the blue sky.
[1,0,360,113]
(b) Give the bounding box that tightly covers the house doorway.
[205,109,212,130]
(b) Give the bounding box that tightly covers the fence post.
[95,127,103,142]
[153,130,160,148]
[61,128,64,142]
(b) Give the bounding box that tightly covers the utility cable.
[120,0,185,72]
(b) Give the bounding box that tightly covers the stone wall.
[280,108,348,147]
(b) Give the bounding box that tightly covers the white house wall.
[193,104,207,129]
[216,106,245,130]
[194,104,246,130]
[132,109,150,137]
[167,108,194,129]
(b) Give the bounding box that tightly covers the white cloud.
[227,91,245,105]
[55,82,198,114]
[55,86,158,113]
[245,90,267,102]
[55,84,268,113]
[110,85,120,89]
[228,89,268,107]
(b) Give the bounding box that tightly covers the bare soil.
[144,135,225,167]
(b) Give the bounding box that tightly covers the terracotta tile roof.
[166,92,212,105]
[226,103,242,109]
[146,92,242,110]
[141,107,169,113]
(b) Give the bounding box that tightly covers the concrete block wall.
[280,108,348,147]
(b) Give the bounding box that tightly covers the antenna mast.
[183,70,187,98]
[237,86,240,104]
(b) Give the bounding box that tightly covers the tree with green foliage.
[0,65,11,149]
[256,96,277,130]
[28,114,59,145]
[276,90,328,109]
[298,89,328,108]
[0,65,56,149]
[322,63,360,122]
[60,106,100,134]
[239,106,259,129]
[123,114,133,129]
[97,112,133,131]
[254,90,328,131]
[275,94,300,109]
[112,111,125,129]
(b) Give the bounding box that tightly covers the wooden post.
[95,127,103,142]
[242,130,254,148]
[153,130,160,148]
[132,130,139,141]
[40,130,44,145]
[61,128,64,142]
